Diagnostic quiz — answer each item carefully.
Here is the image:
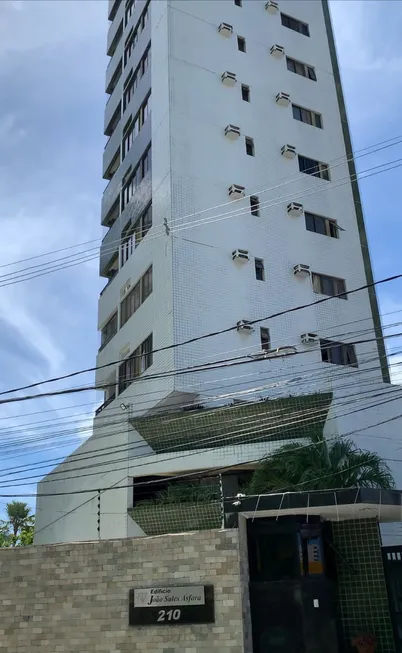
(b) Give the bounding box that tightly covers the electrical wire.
[1,268,401,401]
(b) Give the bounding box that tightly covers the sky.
[0,0,401,516]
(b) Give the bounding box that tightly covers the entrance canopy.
[224,488,402,523]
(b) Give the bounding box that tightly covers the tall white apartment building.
[35,0,402,545]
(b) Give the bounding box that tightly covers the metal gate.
[383,546,402,651]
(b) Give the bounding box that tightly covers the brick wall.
[0,529,243,653]
[332,519,395,653]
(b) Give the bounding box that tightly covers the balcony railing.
[95,394,116,416]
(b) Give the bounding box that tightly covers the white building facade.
[35,0,402,545]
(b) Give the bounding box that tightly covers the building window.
[245,137,255,157]
[121,266,153,327]
[260,328,270,351]
[104,148,121,181]
[298,155,330,181]
[100,312,118,349]
[123,1,150,66]
[235,0,242,5]
[320,339,357,368]
[122,94,151,159]
[241,84,250,102]
[281,13,309,36]
[312,273,347,299]
[305,212,338,238]
[118,334,153,393]
[286,56,316,81]
[250,196,260,217]
[121,223,135,267]
[123,45,151,110]
[237,36,246,52]
[122,145,152,209]
[255,258,265,281]
[125,0,135,26]
[292,104,322,129]
[120,204,152,266]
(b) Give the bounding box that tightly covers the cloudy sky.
[0,0,401,515]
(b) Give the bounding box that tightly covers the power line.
[1,269,401,401]
[3,382,402,488]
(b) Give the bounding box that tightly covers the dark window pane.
[307,66,317,81]
[286,57,296,73]
[301,108,312,125]
[320,165,330,181]
[292,105,302,121]
[295,61,305,76]
[305,212,315,233]
[329,221,338,238]
[314,113,322,129]
[321,276,334,296]
[315,216,327,236]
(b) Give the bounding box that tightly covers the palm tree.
[6,501,32,545]
[248,437,395,495]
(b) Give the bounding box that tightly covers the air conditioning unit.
[281,144,297,159]
[301,332,319,345]
[224,124,241,140]
[232,249,249,262]
[120,280,132,297]
[237,320,254,333]
[221,71,237,87]
[287,202,304,217]
[293,263,310,276]
[265,0,279,13]
[228,184,245,199]
[270,44,285,58]
[275,92,290,107]
[218,22,233,37]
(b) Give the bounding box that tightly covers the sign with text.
[129,585,215,626]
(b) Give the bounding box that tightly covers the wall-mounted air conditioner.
[232,249,249,262]
[225,124,241,140]
[120,280,132,297]
[276,92,290,107]
[293,263,310,276]
[221,71,237,87]
[270,44,285,58]
[218,22,233,37]
[281,144,297,159]
[237,320,254,333]
[265,1,279,13]
[287,202,304,217]
[301,332,319,345]
[228,184,245,199]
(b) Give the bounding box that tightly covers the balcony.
[105,56,122,96]
[100,170,152,277]
[101,116,151,225]
[108,0,121,21]
[104,76,123,134]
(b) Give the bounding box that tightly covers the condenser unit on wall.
[265,1,279,13]
[293,263,310,276]
[232,249,250,262]
[281,144,297,159]
[218,22,233,37]
[287,202,304,217]
[270,44,285,58]
[120,280,132,297]
[221,71,237,87]
[301,332,319,344]
[276,92,290,107]
[225,124,241,140]
[237,320,254,333]
[228,184,246,199]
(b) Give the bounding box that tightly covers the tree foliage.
[0,502,34,547]
[248,437,395,495]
